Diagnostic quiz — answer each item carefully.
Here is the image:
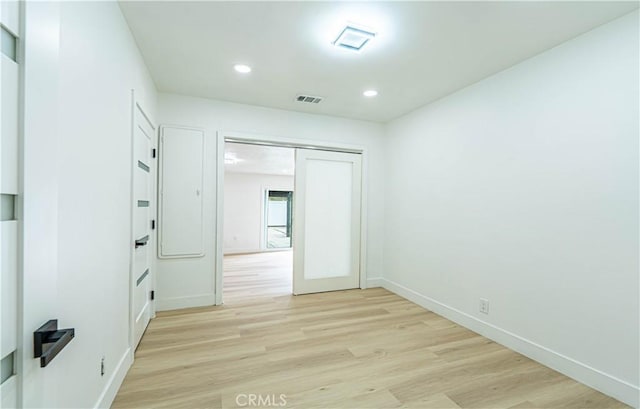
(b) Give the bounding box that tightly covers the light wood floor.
[223,251,292,303]
[113,253,628,409]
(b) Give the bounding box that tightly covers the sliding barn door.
[292,149,362,295]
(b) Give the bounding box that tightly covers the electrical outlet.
[100,357,105,376]
[479,298,490,314]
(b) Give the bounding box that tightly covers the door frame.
[215,131,369,305]
[128,91,157,350]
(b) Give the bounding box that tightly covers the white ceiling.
[120,1,638,123]
[225,143,295,176]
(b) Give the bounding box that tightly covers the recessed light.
[234,64,252,74]
[363,90,378,97]
[333,25,376,51]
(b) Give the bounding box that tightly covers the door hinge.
[151,148,156,158]
[150,290,155,301]
[151,220,156,230]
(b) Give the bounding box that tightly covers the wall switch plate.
[479,298,490,314]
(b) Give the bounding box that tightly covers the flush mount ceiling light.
[333,24,376,51]
[363,90,378,97]
[233,64,252,73]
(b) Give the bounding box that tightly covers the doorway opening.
[218,135,365,305]
[222,142,295,303]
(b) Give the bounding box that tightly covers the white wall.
[22,2,157,408]
[383,11,638,406]
[18,4,636,408]
[156,94,385,310]
[224,172,293,254]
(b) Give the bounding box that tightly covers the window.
[265,190,293,249]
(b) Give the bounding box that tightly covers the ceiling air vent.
[295,94,323,104]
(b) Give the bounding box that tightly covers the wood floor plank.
[112,252,629,409]
[401,392,461,409]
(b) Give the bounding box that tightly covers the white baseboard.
[156,293,216,311]
[224,248,291,255]
[366,277,383,288]
[380,278,639,408]
[94,347,133,409]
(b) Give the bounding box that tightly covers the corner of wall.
[380,278,640,408]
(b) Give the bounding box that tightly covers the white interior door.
[293,149,362,295]
[1,5,20,406]
[132,103,154,347]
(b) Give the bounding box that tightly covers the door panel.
[158,126,204,257]
[293,149,362,295]
[132,103,154,347]
[134,204,149,240]
[1,9,20,406]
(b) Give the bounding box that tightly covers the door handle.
[34,320,75,368]
[135,235,149,248]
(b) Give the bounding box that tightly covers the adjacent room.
[223,143,295,303]
[1,1,638,409]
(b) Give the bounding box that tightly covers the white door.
[1,5,20,407]
[292,149,362,295]
[132,103,154,347]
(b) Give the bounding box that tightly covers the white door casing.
[292,149,362,295]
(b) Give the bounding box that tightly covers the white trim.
[93,348,133,409]
[224,136,363,154]
[260,188,267,250]
[224,248,292,256]
[127,90,135,353]
[380,278,640,408]
[156,293,216,312]
[215,132,225,305]
[222,131,365,153]
[150,120,158,320]
[358,149,369,290]
[215,130,370,304]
